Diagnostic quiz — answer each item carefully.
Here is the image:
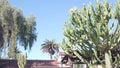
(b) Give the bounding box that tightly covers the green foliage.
[0,0,37,58]
[62,0,120,68]
[41,39,59,59]
[8,46,21,59]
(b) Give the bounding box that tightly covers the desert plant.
[62,0,120,68]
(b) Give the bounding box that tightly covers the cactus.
[17,53,27,68]
[62,0,120,68]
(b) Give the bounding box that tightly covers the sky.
[9,0,114,60]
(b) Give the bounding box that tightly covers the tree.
[41,39,59,59]
[8,46,21,59]
[0,0,37,58]
[62,0,120,68]
[0,25,4,57]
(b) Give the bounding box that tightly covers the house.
[56,52,72,67]
[59,52,87,68]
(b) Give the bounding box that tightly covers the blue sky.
[9,0,114,60]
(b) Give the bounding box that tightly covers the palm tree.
[41,39,59,59]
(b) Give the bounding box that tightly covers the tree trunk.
[105,51,111,68]
[50,54,52,59]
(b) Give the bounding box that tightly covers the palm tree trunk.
[50,53,52,59]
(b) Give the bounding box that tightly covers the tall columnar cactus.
[62,0,120,68]
[17,53,27,68]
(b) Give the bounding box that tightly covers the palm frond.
[41,39,59,54]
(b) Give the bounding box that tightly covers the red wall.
[0,59,58,68]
